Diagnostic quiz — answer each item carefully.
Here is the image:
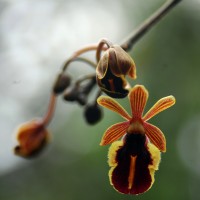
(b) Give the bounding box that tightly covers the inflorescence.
[12,0,182,195]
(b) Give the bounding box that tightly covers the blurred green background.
[0,0,200,199]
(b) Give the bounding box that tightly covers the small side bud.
[53,73,71,94]
[84,103,103,125]
[64,86,87,106]
[76,77,96,105]
[79,77,96,95]
[63,85,79,102]
[77,93,87,106]
[63,78,96,106]
[14,119,50,158]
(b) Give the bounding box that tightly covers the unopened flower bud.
[64,86,87,106]
[84,103,103,125]
[79,77,96,95]
[63,78,96,106]
[53,73,71,94]
[76,77,96,105]
[96,45,136,98]
[77,93,87,105]
[63,85,78,102]
[14,119,50,158]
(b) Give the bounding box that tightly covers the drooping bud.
[76,93,87,106]
[77,77,96,105]
[96,45,136,98]
[84,103,103,125]
[14,119,50,158]
[63,84,79,101]
[63,77,96,106]
[63,84,86,105]
[53,73,71,94]
[79,77,96,95]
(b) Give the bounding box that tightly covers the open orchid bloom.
[96,45,136,98]
[97,84,175,194]
[14,119,50,158]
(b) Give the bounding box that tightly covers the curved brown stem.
[75,73,96,86]
[42,93,57,126]
[73,57,97,69]
[96,38,113,63]
[62,44,99,72]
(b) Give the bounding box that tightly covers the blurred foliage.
[0,0,200,200]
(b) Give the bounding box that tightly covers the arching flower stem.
[41,93,57,127]
[96,38,113,62]
[62,43,107,73]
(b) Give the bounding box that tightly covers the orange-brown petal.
[143,95,176,121]
[97,96,131,120]
[14,119,50,158]
[128,85,149,119]
[128,63,137,79]
[100,121,129,145]
[143,122,166,152]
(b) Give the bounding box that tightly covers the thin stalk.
[42,94,57,126]
[75,73,96,86]
[94,89,102,105]
[62,44,99,72]
[96,38,113,62]
[121,0,182,51]
[73,57,97,69]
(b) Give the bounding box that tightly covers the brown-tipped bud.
[96,45,136,98]
[14,119,50,158]
[84,103,103,125]
[53,73,71,94]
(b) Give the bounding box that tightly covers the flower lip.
[108,133,161,195]
[96,67,131,98]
